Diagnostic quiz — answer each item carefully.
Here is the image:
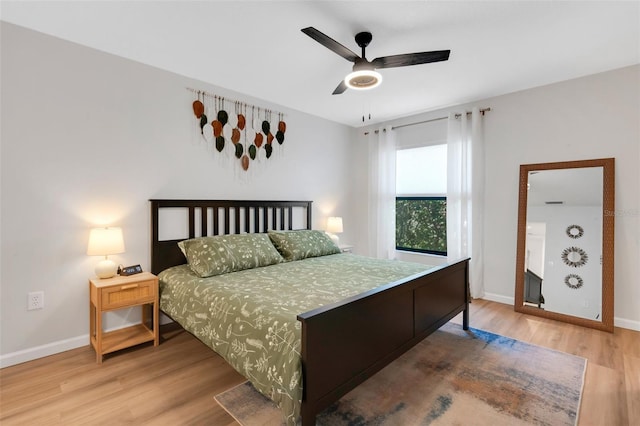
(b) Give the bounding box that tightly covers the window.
[395,144,447,256]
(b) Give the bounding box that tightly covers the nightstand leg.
[95,307,102,364]
[89,301,94,344]
[89,301,101,363]
[142,302,160,346]
[153,300,159,346]
[142,304,148,330]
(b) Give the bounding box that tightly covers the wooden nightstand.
[89,272,159,363]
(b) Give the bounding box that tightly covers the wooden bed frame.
[150,199,470,426]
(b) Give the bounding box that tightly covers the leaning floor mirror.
[514,158,615,332]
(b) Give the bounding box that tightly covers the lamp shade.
[326,217,343,234]
[87,227,125,256]
[87,227,125,279]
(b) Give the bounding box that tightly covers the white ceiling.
[2,1,639,128]
[527,168,603,207]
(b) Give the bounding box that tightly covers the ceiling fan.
[301,27,450,95]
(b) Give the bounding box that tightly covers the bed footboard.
[297,258,470,425]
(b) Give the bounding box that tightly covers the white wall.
[356,64,640,330]
[0,23,357,366]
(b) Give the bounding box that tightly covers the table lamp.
[326,217,343,246]
[87,227,125,278]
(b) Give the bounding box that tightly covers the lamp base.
[328,233,340,246]
[95,259,118,279]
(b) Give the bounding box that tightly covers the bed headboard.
[149,199,313,275]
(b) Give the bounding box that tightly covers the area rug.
[215,322,586,426]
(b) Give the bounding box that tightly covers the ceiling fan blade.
[301,27,360,63]
[371,50,450,69]
[332,80,348,95]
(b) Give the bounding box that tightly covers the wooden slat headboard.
[149,199,313,275]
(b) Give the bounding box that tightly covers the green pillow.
[219,233,284,269]
[268,230,341,261]
[181,234,283,278]
[182,237,235,277]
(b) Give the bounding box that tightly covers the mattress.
[158,253,433,424]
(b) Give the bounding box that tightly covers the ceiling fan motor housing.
[347,73,379,88]
[345,60,379,89]
[346,58,381,89]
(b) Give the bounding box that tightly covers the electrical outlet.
[27,291,44,310]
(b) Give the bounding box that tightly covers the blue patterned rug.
[215,322,586,425]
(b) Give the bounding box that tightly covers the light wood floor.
[1,299,638,425]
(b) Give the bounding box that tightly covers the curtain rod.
[364,107,491,135]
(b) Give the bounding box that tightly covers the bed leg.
[300,413,315,426]
[300,405,316,426]
[463,305,470,330]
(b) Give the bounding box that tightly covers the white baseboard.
[0,334,88,369]
[614,317,640,331]
[480,292,514,306]
[479,293,640,332]
[1,315,176,369]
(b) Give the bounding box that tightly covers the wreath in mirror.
[566,224,584,239]
[564,274,584,289]
[561,246,588,267]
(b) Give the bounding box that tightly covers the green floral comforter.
[158,253,433,424]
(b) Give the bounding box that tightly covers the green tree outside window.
[396,197,447,255]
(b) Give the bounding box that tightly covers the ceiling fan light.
[344,70,382,90]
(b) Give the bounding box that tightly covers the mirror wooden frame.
[514,158,615,332]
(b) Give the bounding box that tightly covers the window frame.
[395,195,447,256]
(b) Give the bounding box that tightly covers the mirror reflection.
[524,167,603,321]
[514,158,614,333]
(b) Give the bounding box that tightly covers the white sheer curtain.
[447,107,485,298]
[367,127,396,259]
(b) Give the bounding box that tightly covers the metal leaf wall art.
[566,224,584,239]
[564,274,584,289]
[189,89,287,172]
[561,246,588,268]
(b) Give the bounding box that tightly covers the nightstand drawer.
[101,279,156,309]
